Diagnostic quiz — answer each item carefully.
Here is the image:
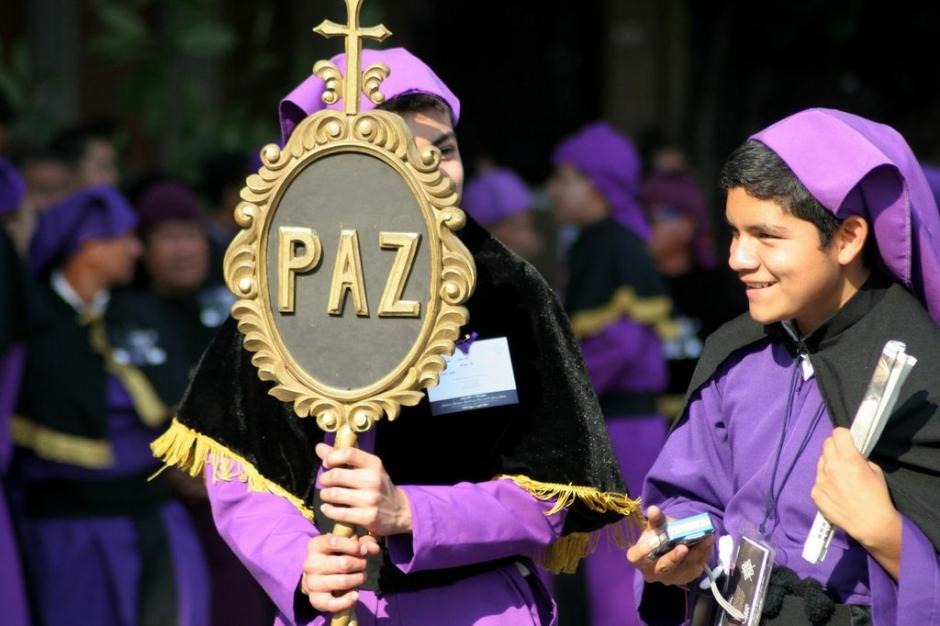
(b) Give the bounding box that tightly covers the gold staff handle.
[329,424,360,626]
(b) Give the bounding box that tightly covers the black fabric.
[662,266,748,404]
[15,283,109,439]
[563,216,667,317]
[135,511,178,626]
[672,275,940,552]
[175,215,629,591]
[761,566,871,626]
[599,392,658,416]
[107,287,224,408]
[23,469,172,518]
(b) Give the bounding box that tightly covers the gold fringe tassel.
[497,474,644,574]
[570,286,680,341]
[151,418,316,522]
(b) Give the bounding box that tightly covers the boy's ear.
[834,215,869,267]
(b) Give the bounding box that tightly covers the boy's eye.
[439,145,457,157]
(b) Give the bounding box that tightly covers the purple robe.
[1,347,29,626]
[16,374,210,626]
[205,428,565,626]
[640,337,940,625]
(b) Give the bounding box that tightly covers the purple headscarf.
[552,122,649,240]
[462,168,533,226]
[752,108,940,323]
[29,186,137,276]
[279,47,460,144]
[640,172,717,269]
[0,158,26,215]
[137,181,204,238]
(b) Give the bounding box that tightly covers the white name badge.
[427,336,519,416]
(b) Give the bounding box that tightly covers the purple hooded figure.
[13,187,210,626]
[549,122,671,626]
[0,157,30,626]
[153,46,640,626]
[635,109,940,626]
[463,168,543,260]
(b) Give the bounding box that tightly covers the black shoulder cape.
[153,216,640,581]
[675,276,940,551]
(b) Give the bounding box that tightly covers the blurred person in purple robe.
[463,167,544,261]
[10,186,209,626]
[630,109,940,626]
[0,157,31,626]
[108,180,270,625]
[639,171,746,419]
[151,48,640,626]
[549,122,671,626]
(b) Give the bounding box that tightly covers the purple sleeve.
[580,318,664,396]
[641,376,733,533]
[867,515,940,626]
[204,461,319,625]
[386,479,566,573]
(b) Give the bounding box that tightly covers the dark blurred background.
[3,0,938,192]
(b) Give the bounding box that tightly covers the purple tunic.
[641,337,940,624]
[1,347,29,626]
[205,428,566,626]
[16,375,210,626]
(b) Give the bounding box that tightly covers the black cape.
[678,276,940,551]
[153,216,640,589]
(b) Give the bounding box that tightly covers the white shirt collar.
[781,320,815,381]
[51,270,110,318]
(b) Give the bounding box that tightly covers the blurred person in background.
[462,167,544,261]
[639,168,746,419]
[549,122,671,626]
[50,120,121,191]
[10,186,208,626]
[109,179,269,625]
[199,151,251,285]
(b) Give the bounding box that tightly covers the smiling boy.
[628,108,940,626]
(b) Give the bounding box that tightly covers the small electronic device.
[648,512,715,560]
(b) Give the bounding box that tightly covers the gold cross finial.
[314,0,392,115]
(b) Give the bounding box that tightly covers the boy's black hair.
[377,93,455,128]
[720,139,877,266]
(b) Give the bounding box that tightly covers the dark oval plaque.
[262,151,434,396]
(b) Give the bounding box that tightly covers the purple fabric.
[923,163,940,207]
[28,186,138,276]
[16,372,209,625]
[642,339,883,615]
[583,416,665,626]
[751,108,940,323]
[0,157,26,215]
[579,318,667,397]
[462,169,533,227]
[640,172,717,269]
[19,500,209,626]
[0,344,25,472]
[0,481,30,626]
[866,515,940,625]
[206,431,567,625]
[137,181,205,238]
[279,47,460,144]
[553,123,650,240]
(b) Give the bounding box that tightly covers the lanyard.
[758,360,826,536]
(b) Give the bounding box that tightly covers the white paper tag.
[427,337,519,416]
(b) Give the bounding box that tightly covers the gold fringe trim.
[11,415,115,469]
[150,418,315,522]
[497,474,644,574]
[570,286,680,341]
